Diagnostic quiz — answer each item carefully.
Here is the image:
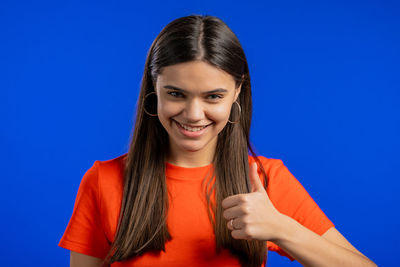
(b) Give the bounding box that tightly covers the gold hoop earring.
[143,92,158,117]
[228,101,241,124]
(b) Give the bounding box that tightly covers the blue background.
[1,0,399,266]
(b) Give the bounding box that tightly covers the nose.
[184,98,205,122]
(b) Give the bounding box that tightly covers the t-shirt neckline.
[165,161,214,180]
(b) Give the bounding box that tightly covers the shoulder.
[95,153,127,177]
[248,154,285,177]
[247,154,289,189]
[81,154,127,211]
[94,153,127,191]
[247,154,305,191]
[90,154,127,239]
[78,153,126,194]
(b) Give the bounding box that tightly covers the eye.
[207,94,223,100]
[167,91,184,98]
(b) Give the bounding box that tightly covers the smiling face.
[153,60,241,164]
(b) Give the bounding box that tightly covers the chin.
[179,143,205,152]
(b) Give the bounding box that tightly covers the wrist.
[270,213,297,244]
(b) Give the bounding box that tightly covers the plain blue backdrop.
[1,0,399,266]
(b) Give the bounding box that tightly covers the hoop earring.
[228,101,241,124]
[143,92,158,117]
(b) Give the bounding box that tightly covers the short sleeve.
[261,157,335,261]
[58,160,111,259]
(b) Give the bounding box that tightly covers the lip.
[173,120,212,138]
[174,120,211,128]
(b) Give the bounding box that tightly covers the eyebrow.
[163,85,228,94]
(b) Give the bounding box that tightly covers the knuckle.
[242,215,250,224]
[242,206,251,214]
[243,227,253,238]
[221,202,226,209]
[223,210,230,219]
[221,199,228,208]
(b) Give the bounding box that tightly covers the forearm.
[272,214,377,267]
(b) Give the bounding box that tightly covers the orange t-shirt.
[58,154,334,266]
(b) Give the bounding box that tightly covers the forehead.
[156,60,236,90]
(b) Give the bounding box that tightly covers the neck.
[167,138,217,168]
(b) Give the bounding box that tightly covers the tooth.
[179,122,205,132]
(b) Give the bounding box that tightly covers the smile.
[175,120,211,132]
[173,120,212,137]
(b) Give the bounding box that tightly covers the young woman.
[58,15,377,267]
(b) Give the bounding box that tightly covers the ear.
[234,82,242,102]
[234,74,245,102]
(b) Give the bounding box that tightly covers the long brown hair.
[102,14,269,267]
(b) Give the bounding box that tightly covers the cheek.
[158,100,182,119]
[207,103,232,122]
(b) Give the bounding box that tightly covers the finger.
[231,229,251,240]
[227,219,233,230]
[221,194,246,209]
[226,217,244,231]
[223,205,247,220]
[249,162,265,193]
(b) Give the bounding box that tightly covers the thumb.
[249,162,265,193]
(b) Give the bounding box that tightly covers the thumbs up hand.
[221,162,284,241]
